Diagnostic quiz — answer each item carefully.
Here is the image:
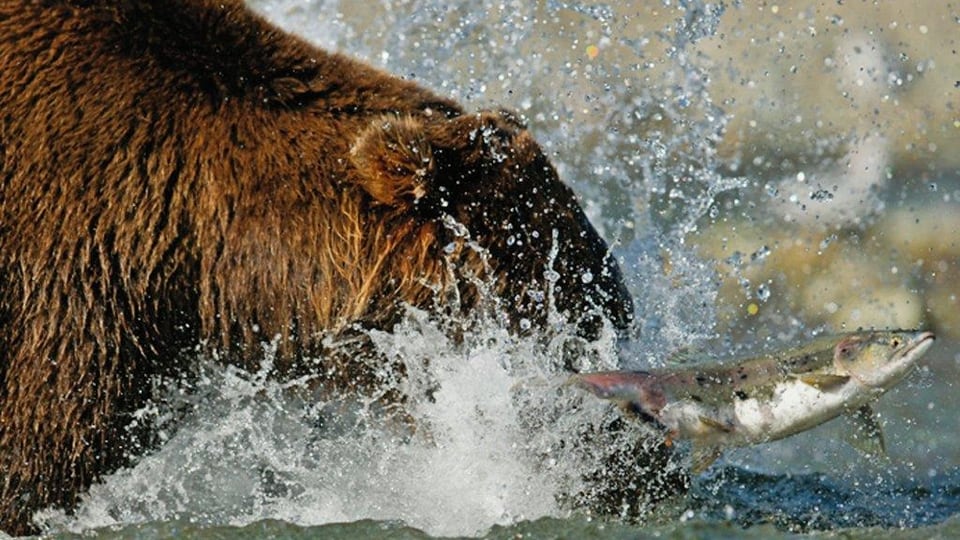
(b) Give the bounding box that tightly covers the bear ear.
[429,109,528,168]
[349,115,436,210]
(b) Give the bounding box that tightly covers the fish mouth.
[869,330,936,389]
[903,331,936,358]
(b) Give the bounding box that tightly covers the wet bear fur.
[0,0,684,534]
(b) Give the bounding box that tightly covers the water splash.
[38,307,637,536]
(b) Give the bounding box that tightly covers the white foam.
[37,309,630,536]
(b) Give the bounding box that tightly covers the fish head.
[832,330,936,389]
[567,371,666,422]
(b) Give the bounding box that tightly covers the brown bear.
[0,0,675,535]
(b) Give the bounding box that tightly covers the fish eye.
[891,338,901,348]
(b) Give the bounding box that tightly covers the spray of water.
[37,306,639,536]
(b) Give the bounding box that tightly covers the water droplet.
[750,245,771,262]
[543,269,560,283]
[819,234,836,251]
[580,271,594,284]
[756,283,771,302]
[810,189,834,201]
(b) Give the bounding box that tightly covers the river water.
[24,1,960,538]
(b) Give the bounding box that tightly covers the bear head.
[348,109,633,339]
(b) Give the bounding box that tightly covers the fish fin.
[665,346,706,365]
[566,371,651,401]
[797,373,851,390]
[615,400,645,419]
[698,415,734,433]
[844,404,886,457]
[690,445,723,474]
[663,431,675,448]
